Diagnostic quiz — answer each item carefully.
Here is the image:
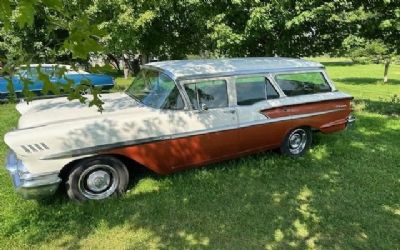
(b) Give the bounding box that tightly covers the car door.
[169,78,239,169]
[234,75,286,152]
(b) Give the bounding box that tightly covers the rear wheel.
[280,127,312,157]
[66,156,129,201]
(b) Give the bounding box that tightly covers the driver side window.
[161,86,185,110]
[184,80,228,110]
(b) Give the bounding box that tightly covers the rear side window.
[184,80,228,109]
[275,72,331,96]
[235,76,279,105]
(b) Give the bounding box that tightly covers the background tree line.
[0,0,399,107]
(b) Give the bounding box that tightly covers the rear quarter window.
[275,72,331,96]
[235,76,279,105]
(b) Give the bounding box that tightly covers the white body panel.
[5,93,240,174]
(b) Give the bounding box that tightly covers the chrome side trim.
[265,92,352,110]
[240,108,345,128]
[41,108,345,160]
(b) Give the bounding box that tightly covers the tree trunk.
[384,59,390,83]
[107,54,121,71]
[140,53,149,65]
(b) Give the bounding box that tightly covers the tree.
[0,0,106,110]
[204,1,360,57]
[204,0,399,83]
[1,0,400,108]
[339,1,400,83]
[343,37,396,83]
[89,0,207,64]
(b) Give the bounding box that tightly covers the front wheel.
[280,127,312,157]
[65,156,129,201]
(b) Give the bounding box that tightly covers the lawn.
[0,59,399,249]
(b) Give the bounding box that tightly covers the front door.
[170,78,239,169]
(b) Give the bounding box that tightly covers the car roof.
[19,64,72,69]
[145,57,324,81]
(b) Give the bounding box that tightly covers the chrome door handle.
[223,109,236,114]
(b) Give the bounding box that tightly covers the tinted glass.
[185,84,198,109]
[236,76,279,105]
[126,70,184,110]
[236,76,266,105]
[266,80,279,99]
[184,80,228,109]
[162,87,185,110]
[275,72,331,96]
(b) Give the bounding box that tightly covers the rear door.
[234,75,285,152]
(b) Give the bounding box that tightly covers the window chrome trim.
[267,73,286,98]
[174,79,191,110]
[321,70,337,92]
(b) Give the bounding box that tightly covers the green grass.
[113,77,133,92]
[1,59,400,249]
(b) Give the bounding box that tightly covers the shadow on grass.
[333,77,400,85]
[355,99,400,116]
[319,61,354,67]
[2,113,400,249]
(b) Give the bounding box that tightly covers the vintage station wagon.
[4,58,355,201]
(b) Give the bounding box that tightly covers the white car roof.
[145,57,324,80]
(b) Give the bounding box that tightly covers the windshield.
[17,67,55,79]
[126,70,184,110]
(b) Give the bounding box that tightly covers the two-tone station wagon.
[4,58,355,201]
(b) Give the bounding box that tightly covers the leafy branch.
[0,0,105,111]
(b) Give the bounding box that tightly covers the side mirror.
[201,103,208,111]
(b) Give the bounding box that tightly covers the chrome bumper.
[5,150,61,199]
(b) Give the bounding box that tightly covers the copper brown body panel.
[108,98,353,174]
[108,129,240,174]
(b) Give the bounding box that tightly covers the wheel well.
[295,125,314,133]
[58,154,143,181]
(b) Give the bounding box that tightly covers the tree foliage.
[339,1,400,82]
[0,0,399,108]
[0,0,107,110]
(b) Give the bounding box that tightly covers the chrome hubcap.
[86,170,111,193]
[288,129,307,154]
[78,164,118,200]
